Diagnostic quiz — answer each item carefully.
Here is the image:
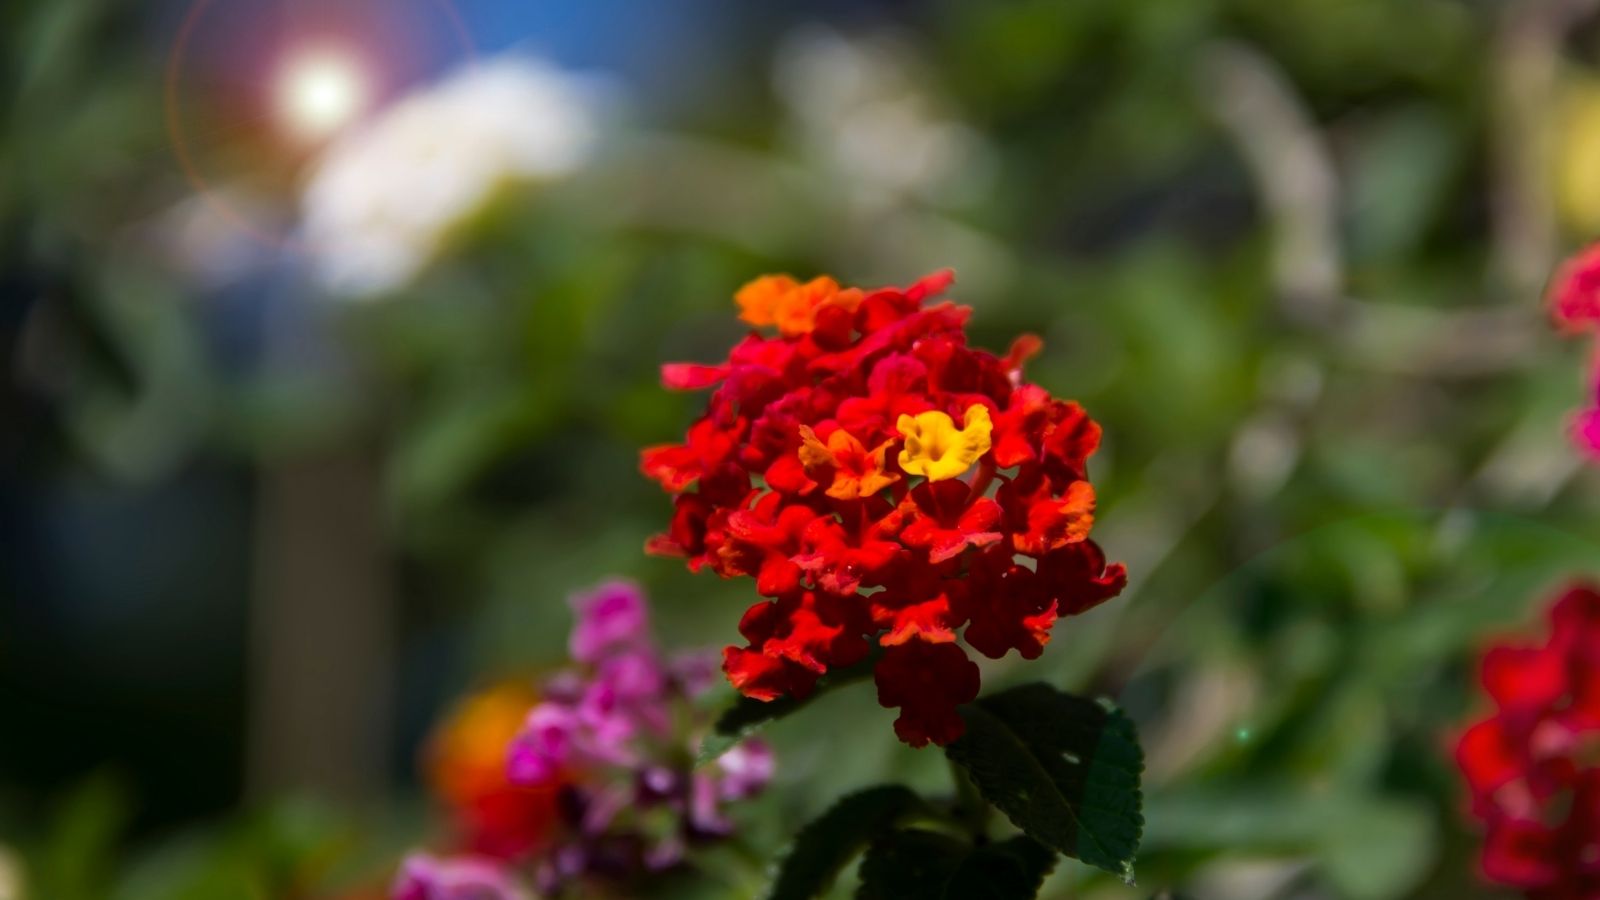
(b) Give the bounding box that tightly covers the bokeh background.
[6,0,1600,897]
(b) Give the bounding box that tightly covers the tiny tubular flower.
[1012,480,1096,557]
[875,640,980,748]
[797,424,899,500]
[896,404,993,482]
[737,274,865,338]
[719,491,815,596]
[898,480,1003,563]
[773,276,861,339]
[735,274,798,328]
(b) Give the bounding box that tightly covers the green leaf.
[857,831,1057,900]
[855,829,966,899]
[697,653,877,765]
[32,774,130,900]
[947,837,1058,899]
[944,684,1143,883]
[765,785,928,900]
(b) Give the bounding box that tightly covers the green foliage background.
[7,0,1600,897]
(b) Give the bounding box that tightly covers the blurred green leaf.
[1319,799,1435,900]
[1142,785,1438,899]
[1345,106,1459,263]
[110,797,370,900]
[765,785,929,900]
[30,774,128,900]
[392,381,547,514]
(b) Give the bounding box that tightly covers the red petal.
[722,646,817,702]
[1456,718,1523,800]
[874,640,980,748]
[661,363,727,390]
[1481,815,1561,888]
[905,269,956,303]
[1482,646,1566,715]
[1549,243,1600,334]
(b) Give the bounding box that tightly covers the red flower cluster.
[1456,584,1600,896]
[1547,245,1600,458]
[640,271,1126,747]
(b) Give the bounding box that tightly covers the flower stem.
[947,758,992,843]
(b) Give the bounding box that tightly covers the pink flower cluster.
[395,581,773,899]
[395,855,530,900]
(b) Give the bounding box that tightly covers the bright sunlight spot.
[274,47,368,142]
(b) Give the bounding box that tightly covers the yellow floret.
[896,404,993,481]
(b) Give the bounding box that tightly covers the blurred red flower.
[425,681,563,861]
[1550,244,1600,335]
[1456,584,1600,896]
[1546,245,1600,459]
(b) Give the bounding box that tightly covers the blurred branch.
[1338,301,1539,376]
[1198,41,1344,328]
[1198,34,1573,376]
[248,443,394,806]
[1199,33,1571,516]
[1469,420,1585,507]
[1490,0,1600,297]
[1466,0,1600,504]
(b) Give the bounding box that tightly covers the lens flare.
[275,47,368,142]
[164,0,477,245]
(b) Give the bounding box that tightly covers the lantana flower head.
[1456,583,1600,896]
[641,271,1127,747]
[396,581,772,900]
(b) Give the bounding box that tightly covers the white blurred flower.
[150,185,280,290]
[301,55,606,298]
[773,27,992,207]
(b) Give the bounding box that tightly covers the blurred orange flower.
[424,681,563,860]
